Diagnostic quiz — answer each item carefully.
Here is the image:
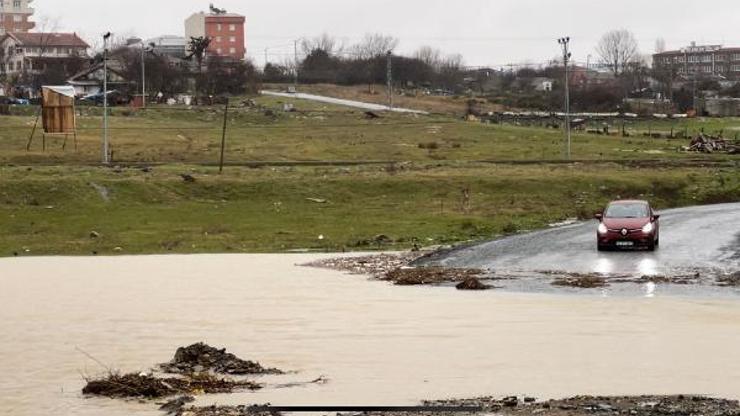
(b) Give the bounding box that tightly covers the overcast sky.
[35,0,740,68]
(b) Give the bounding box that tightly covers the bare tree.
[349,33,399,59]
[595,29,639,77]
[301,33,343,56]
[414,46,442,70]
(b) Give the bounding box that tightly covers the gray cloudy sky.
[35,0,740,67]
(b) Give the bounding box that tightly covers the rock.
[503,396,519,407]
[374,234,393,245]
[89,231,100,239]
[160,395,195,414]
[524,397,537,403]
[456,277,492,291]
[180,174,196,183]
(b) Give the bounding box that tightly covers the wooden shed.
[27,86,78,151]
[41,86,76,134]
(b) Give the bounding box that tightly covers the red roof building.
[0,32,89,76]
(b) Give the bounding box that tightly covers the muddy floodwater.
[2,254,740,416]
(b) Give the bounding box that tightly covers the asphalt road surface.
[419,203,740,296]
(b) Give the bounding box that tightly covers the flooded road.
[3,254,740,416]
[419,203,740,295]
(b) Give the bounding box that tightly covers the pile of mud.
[551,274,608,288]
[161,343,282,375]
[717,271,740,287]
[384,267,484,286]
[82,343,278,400]
[82,372,260,399]
[166,395,740,416]
[304,252,426,279]
[305,252,488,288]
[424,395,740,416]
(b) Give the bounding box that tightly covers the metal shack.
[42,86,76,133]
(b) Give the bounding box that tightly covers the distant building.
[653,42,740,81]
[0,32,88,77]
[569,66,616,87]
[0,0,34,35]
[531,77,553,92]
[146,35,188,58]
[67,61,128,97]
[185,10,246,60]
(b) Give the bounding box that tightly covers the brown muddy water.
[2,254,740,416]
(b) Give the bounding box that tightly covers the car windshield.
[605,203,649,218]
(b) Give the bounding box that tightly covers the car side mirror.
[594,213,603,221]
[652,214,660,221]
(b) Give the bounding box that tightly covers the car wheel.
[597,244,607,252]
[655,235,660,246]
[647,241,656,251]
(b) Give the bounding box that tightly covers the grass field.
[0,92,738,256]
[1,163,738,256]
[2,94,739,165]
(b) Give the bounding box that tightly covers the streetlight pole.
[558,37,572,160]
[386,50,393,109]
[293,39,299,93]
[102,32,111,165]
[141,41,146,108]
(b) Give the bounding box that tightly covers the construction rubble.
[682,133,740,154]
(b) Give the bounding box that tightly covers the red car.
[595,200,660,251]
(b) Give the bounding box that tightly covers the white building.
[146,35,188,58]
[0,32,88,76]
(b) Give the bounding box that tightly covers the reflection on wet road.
[420,203,740,296]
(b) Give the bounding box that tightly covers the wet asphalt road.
[420,203,740,296]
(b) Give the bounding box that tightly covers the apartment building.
[0,0,34,34]
[653,42,740,81]
[185,10,246,60]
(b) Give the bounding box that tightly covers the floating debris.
[385,267,484,286]
[161,343,282,375]
[717,271,740,287]
[82,372,260,399]
[551,274,609,288]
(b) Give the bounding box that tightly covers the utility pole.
[141,41,146,108]
[386,50,393,109]
[102,32,111,164]
[293,39,299,93]
[558,36,572,160]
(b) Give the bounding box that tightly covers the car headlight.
[642,222,654,233]
[598,223,608,234]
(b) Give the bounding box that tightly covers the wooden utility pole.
[219,100,229,173]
